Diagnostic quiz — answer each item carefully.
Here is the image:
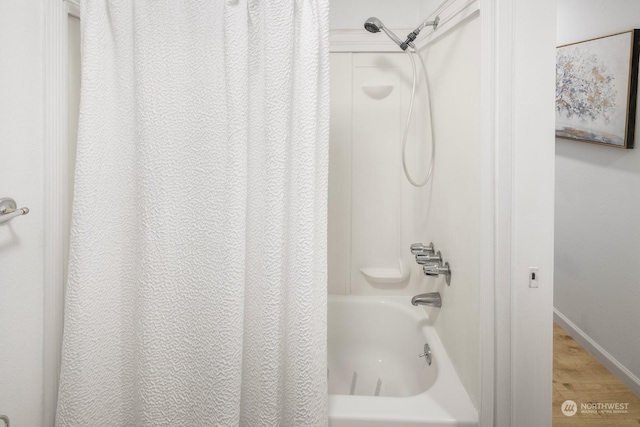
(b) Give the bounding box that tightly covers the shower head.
[363,17,407,50]
[364,17,383,33]
[364,15,440,51]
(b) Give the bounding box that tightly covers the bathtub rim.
[327,294,478,426]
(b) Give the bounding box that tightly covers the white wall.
[417,14,481,408]
[330,0,441,30]
[556,0,640,391]
[508,1,556,423]
[0,0,45,425]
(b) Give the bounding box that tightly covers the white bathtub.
[328,295,478,427]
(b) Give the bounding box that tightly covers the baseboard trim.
[554,308,640,398]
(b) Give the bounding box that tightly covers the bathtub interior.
[328,297,437,397]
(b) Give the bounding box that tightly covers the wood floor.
[553,323,640,426]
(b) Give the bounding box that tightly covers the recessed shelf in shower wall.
[361,84,394,100]
[328,53,421,295]
[359,259,411,284]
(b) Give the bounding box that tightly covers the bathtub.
[328,295,478,427]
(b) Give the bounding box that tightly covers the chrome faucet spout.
[411,292,442,307]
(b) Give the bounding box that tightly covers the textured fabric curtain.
[56,1,329,425]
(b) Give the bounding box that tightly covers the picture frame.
[556,30,640,149]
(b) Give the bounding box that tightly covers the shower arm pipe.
[411,0,478,48]
[415,17,440,33]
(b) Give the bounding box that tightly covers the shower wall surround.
[327,13,481,408]
[417,14,481,409]
[328,52,428,296]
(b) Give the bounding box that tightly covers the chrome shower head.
[364,15,440,51]
[364,17,383,33]
[363,17,406,50]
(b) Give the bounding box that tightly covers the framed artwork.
[556,30,640,149]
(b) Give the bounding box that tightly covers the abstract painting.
[556,30,640,148]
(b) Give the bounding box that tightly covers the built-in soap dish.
[360,259,410,284]
[361,84,394,100]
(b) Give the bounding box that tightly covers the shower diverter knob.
[416,250,442,265]
[423,262,451,286]
[410,242,435,255]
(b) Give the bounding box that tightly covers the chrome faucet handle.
[410,242,435,255]
[423,261,451,286]
[415,250,442,265]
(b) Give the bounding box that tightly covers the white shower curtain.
[56,1,329,426]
